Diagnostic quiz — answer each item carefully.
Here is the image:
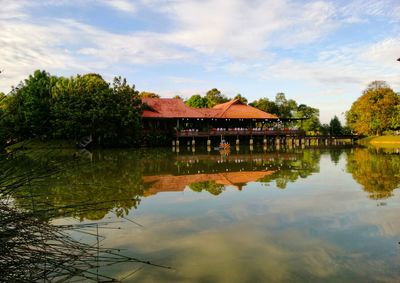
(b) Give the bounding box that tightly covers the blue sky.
[1,0,399,123]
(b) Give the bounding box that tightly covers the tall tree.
[329,115,343,135]
[274,92,297,118]
[346,81,400,135]
[205,88,229,107]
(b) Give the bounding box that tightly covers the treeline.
[1,69,357,148]
[0,70,142,147]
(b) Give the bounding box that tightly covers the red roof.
[212,99,278,119]
[142,98,278,119]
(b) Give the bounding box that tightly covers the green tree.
[234,93,248,104]
[185,94,208,108]
[346,81,400,135]
[51,74,141,145]
[319,124,330,136]
[250,98,279,115]
[329,115,343,135]
[3,70,59,140]
[275,92,297,118]
[295,104,321,132]
[205,88,229,107]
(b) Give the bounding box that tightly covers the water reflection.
[8,146,400,222]
[346,147,400,199]
[3,146,400,282]
[9,147,325,221]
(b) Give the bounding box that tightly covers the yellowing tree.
[346,81,400,135]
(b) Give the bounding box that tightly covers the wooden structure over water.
[141,98,358,146]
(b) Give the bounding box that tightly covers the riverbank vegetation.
[1,70,142,148]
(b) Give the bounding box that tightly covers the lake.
[4,145,400,282]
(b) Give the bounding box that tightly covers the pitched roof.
[142,98,205,118]
[211,99,278,119]
[142,98,278,119]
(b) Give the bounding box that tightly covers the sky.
[0,0,399,123]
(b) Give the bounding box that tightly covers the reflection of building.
[143,170,275,196]
[142,98,304,139]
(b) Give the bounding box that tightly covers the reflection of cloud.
[99,211,400,282]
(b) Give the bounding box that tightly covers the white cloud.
[102,0,136,13]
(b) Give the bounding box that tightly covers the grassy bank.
[357,136,400,145]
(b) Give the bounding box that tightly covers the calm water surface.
[9,146,400,282]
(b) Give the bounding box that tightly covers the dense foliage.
[346,81,400,136]
[250,93,321,132]
[185,88,229,108]
[0,70,142,147]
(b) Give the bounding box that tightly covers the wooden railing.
[176,129,305,138]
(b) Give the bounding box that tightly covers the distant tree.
[234,93,248,104]
[295,104,320,132]
[330,115,343,135]
[185,94,208,108]
[205,88,229,107]
[346,81,400,135]
[274,92,297,118]
[173,95,183,100]
[250,98,279,115]
[319,124,330,136]
[139,91,160,98]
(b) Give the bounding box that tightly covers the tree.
[295,104,321,132]
[3,70,59,140]
[205,88,229,107]
[319,124,330,136]
[274,92,297,118]
[329,115,343,135]
[234,94,248,104]
[139,91,160,98]
[346,81,400,135]
[185,94,208,108]
[51,74,142,145]
[250,98,279,115]
[173,95,183,100]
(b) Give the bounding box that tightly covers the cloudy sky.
[1,0,399,122]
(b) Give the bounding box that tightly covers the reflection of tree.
[189,181,225,195]
[10,150,148,221]
[259,150,321,189]
[1,150,170,282]
[329,149,343,165]
[347,148,400,199]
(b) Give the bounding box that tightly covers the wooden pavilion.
[141,98,305,143]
